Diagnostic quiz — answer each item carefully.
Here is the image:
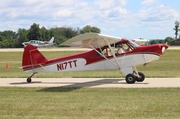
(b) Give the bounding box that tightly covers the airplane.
[21,33,168,84]
[22,37,55,47]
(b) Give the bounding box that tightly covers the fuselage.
[22,40,53,47]
[24,44,168,73]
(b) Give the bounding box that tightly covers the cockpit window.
[98,39,140,57]
[127,39,139,49]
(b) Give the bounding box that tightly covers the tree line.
[0,22,179,48]
[149,21,180,45]
[0,23,100,48]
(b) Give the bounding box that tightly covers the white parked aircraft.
[22,37,55,47]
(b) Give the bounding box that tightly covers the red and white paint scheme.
[22,33,168,84]
[22,37,55,47]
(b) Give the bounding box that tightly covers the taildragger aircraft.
[22,33,168,84]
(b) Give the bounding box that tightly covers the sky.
[0,0,180,39]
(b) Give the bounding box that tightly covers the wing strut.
[88,38,121,69]
[105,38,121,71]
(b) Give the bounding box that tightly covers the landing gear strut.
[27,72,37,83]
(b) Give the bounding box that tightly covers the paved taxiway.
[0,78,180,88]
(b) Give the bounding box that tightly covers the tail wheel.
[125,74,136,84]
[27,78,32,83]
[136,72,145,82]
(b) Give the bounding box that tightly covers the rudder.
[48,37,54,43]
[22,45,47,71]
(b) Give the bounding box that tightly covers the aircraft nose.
[161,44,168,53]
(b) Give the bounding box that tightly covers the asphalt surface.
[1,78,180,88]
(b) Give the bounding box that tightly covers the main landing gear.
[27,72,37,83]
[125,72,145,84]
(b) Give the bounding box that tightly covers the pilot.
[117,44,130,54]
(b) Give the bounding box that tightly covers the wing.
[60,33,123,49]
[132,38,149,45]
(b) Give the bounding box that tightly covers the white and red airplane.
[22,37,55,47]
[22,33,168,84]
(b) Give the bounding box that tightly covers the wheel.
[125,74,136,84]
[27,78,31,83]
[136,72,145,82]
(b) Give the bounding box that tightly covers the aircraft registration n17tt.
[22,37,55,47]
[22,33,168,84]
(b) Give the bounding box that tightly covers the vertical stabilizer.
[22,45,47,71]
[48,37,54,43]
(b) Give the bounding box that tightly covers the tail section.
[48,37,54,43]
[22,45,47,71]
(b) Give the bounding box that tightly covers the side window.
[116,43,131,54]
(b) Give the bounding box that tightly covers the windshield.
[127,39,139,49]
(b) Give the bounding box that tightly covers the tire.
[27,78,31,83]
[125,74,136,84]
[136,72,145,82]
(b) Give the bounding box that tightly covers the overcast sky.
[0,0,180,39]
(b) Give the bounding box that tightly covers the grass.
[0,49,180,118]
[0,49,180,78]
[0,87,180,119]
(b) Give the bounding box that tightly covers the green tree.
[49,27,78,47]
[0,30,16,38]
[164,37,174,45]
[80,25,101,34]
[40,27,50,41]
[64,27,78,38]
[91,26,101,33]
[0,24,102,47]
[49,27,67,47]
[149,39,165,44]
[0,30,16,48]
[28,23,41,40]
[173,21,180,39]
[0,35,5,42]
[15,28,28,48]
[0,38,14,48]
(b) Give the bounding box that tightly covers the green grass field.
[1,87,180,119]
[0,49,180,118]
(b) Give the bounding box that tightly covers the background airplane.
[22,37,54,47]
[21,33,168,84]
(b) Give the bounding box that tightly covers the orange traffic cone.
[6,63,9,69]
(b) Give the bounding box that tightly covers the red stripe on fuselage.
[23,44,166,71]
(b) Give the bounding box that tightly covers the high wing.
[132,38,149,45]
[60,33,123,48]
